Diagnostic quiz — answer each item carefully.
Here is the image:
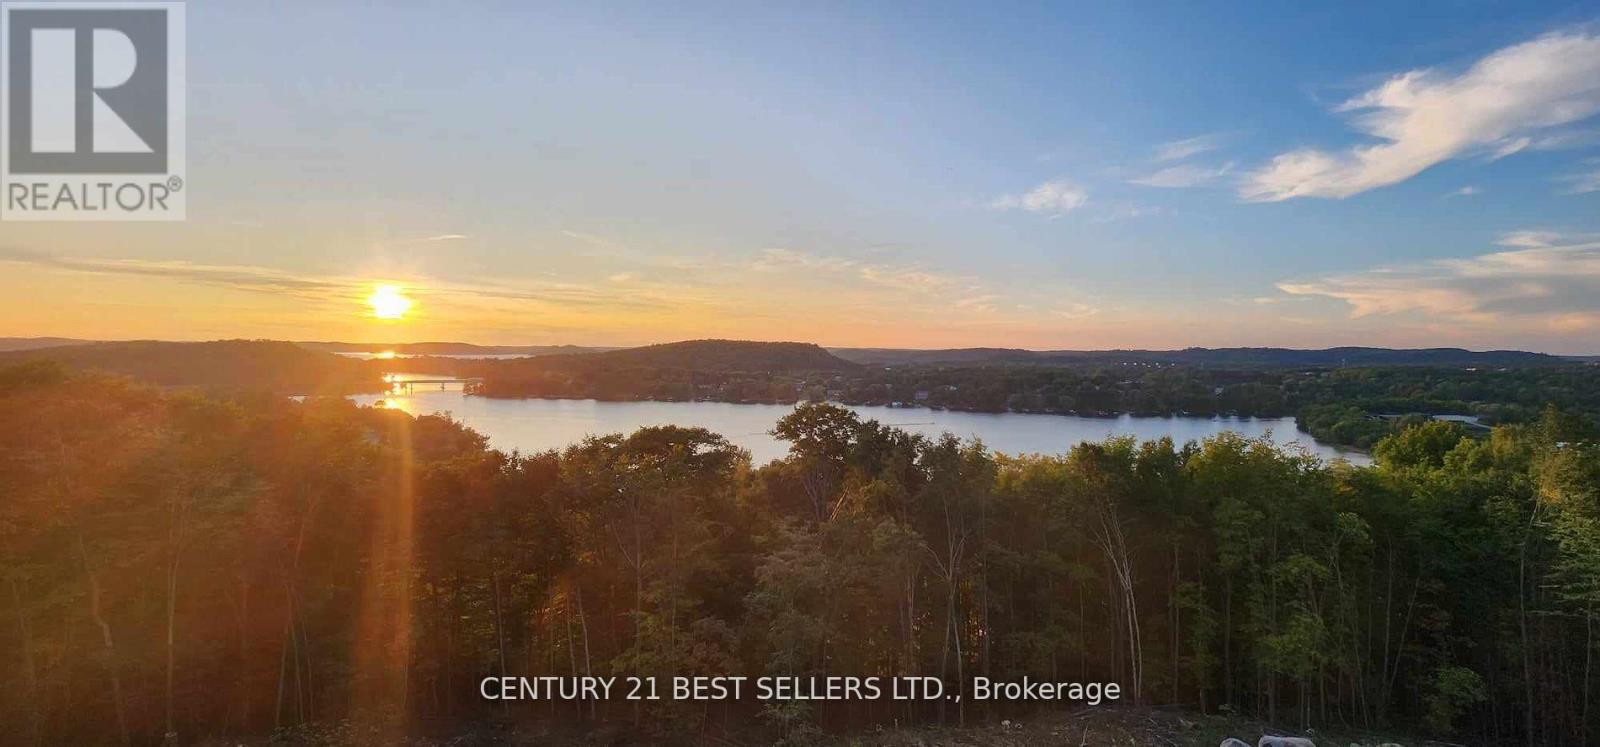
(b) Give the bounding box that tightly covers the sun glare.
[367,285,413,320]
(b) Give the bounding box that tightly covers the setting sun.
[366,285,413,319]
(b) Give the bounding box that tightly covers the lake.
[350,379,1372,466]
[336,351,530,360]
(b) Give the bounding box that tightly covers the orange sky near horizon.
[1,252,1584,353]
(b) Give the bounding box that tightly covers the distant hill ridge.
[0,339,382,394]
[829,345,1564,367]
[508,339,858,373]
[0,338,1581,382]
[0,337,95,352]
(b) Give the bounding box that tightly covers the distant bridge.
[385,377,481,392]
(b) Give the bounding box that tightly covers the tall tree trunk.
[1519,504,1540,747]
[165,552,179,743]
[492,568,508,716]
[1171,542,1181,704]
[576,584,595,719]
[565,590,581,719]
[77,533,130,747]
[9,574,41,746]
[164,484,190,745]
[1583,609,1593,747]
[229,575,251,731]
[274,618,290,729]
[1224,575,1234,708]
[953,575,965,726]
[1094,501,1141,704]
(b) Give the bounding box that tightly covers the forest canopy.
[2,361,1598,745]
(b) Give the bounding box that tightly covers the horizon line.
[4,335,1597,358]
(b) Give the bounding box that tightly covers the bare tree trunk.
[492,569,508,716]
[1171,543,1181,704]
[165,552,179,744]
[274,619,289,729]
[565,590,581,719]
[633,516,643,728]
[9,574,41,746]
[1094,500,1142,703]
[939,576,952,724]
[164,485,191,745]
[1583,609,1593,747]
[77,533,130,747]
[1380,547,1394,717]
[1519,504,1540,747]
[1224,575,1234,708]
[952,575,965,726]
[228,575,251,731]
[576,584,595,719]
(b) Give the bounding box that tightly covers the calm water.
[336,352,529,360]
[350,381,1371,466]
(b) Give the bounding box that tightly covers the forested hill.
[832,345,1562,367]
[0,339,383,394]
[503,339,858,373]
[0,336,94,352]
[449,340,858,400]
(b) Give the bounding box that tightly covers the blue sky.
[3,1,1598,352]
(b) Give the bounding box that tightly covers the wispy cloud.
[741,247,1100,324]
[1560,161,1600,194]
[1276,231,1600,331]
[990,179,1089,216]
[1242,30,1600,201]
[0,247,682,312]
[0,243,1104,347]
[1154,134,1224,162]
[1050,302,1100,319]
[0,248,347,295]
[1495,230,1568,248]
[1093,202,1162,222]
[749,248,965,293]
[1447,185,1482,198]
[1131,162,1234,188]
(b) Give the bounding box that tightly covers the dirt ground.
[229,706,1452,746]
[820,707,1441,747]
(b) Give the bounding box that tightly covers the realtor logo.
[2,1,184,220]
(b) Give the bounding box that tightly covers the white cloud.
[1154,134,1223,162]
[991,180,1089,216]
[1050,303,1100,319]
[1496,230,1567,248]
[1487,137,1531,161]
[1276,231,1600,330]
[1447,185,1482,197]
[1242,30,1600,201]
[1561,164,1600,194]
[1130,162,1234,188]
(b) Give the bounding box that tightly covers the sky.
[2,1,1599,353]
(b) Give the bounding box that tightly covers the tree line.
[446,356,1600,451]
[2,359,1598,745]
